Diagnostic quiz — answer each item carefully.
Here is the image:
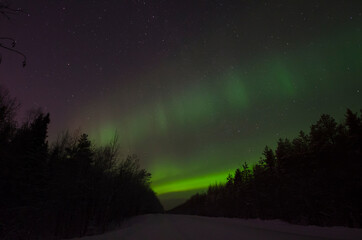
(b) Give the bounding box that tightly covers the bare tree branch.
[0,2,27,67]
[0,44,26,67]
[0,1,24,19]
[0,37,16,47]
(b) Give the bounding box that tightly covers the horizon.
[1,0,361,210]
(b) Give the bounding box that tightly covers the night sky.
[1,0,362,209]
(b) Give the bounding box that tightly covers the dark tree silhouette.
[0,86,19,145]
[0,88,163,239]
[170,109,362,228]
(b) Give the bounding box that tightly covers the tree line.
[170,108,362,228]
[0,86,163,239]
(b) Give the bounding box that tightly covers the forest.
[2,0,362,239]
[0,86,163,239]
[170,108,362,228]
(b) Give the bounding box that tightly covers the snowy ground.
[70,214,362,240]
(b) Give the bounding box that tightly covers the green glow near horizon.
[98,123,117,146]
[85,28,362,200]
[152,170,231,195]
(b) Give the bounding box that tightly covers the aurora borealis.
[1,1,361,209]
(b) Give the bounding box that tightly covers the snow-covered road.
[71,214,362,240]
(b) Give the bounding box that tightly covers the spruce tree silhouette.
[170,109,362,228]
[0,88,163,239]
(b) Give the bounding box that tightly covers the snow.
[70,214,362,240]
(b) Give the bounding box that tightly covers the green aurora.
[2,1,361,211]
[72,27,361,208]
